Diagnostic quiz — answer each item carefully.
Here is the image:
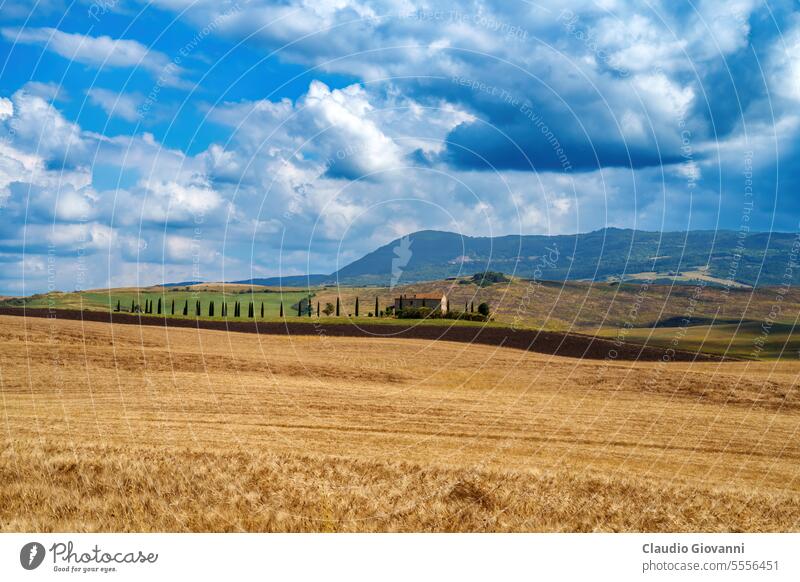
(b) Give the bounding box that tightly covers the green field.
[3,289,311,320]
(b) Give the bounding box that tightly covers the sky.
[0,0,798,294]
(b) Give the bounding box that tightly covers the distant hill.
[234,228,800,288]
[161,281,204,288]
[231,274,331,287]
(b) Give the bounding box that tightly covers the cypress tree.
[236,301,241,317]
[183,300,188,316]
[171,299,175,315]
[336,297,340,316]
[249,302,254,318]
[297,300,301,317]
[209,301,214,317]
[470,301,474,313]
[375,297,378,317]
[308,296,312,317]
[399,296,403,310]
[261,303,264,318]
[157,297,162,315]
[131,299,135,313]
[317,302,320,317]
[465,300,468,312]
[115,299,120,312]
[196,300,200,317]
[355,297,359,317]
[279,302,283,317]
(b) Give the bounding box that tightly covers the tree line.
[114,295,490,320]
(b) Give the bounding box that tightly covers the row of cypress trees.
[115,295,391,318]
[134,298,164,314]
[118,297,287,319]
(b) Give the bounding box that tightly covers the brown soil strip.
[0,307,726,361]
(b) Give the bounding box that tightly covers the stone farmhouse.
[393,293,448,312]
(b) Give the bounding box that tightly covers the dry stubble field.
[0,315,799,532]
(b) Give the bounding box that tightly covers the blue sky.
[0,0,798,294]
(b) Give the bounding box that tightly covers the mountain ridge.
[232,227,800,287]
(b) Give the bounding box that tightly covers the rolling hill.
[237,228,800,288]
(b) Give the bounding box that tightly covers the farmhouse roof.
[397,293,445,299]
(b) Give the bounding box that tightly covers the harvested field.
[0,315,798,532]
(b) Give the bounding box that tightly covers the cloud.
[0,98,12,120]
[2,1,800,292]
[206,79,470,183]
[2,27,185,87]
[88,88,142,121]
[4,89,89,168]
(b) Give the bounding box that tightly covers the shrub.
[451,311,488,322]
[471,271,509,286]
[395,308,487,322]
[477,302,490,316]
[322,302,335,316]
[395,307,433,319]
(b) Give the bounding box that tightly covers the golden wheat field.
[0,314,799,532]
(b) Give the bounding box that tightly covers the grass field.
[1,315,798,532]
[6,288,311,319]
